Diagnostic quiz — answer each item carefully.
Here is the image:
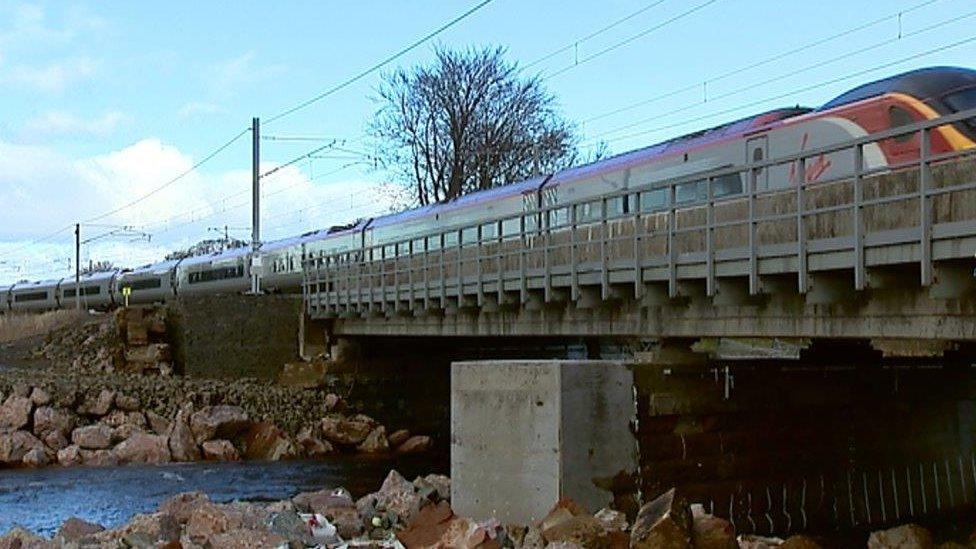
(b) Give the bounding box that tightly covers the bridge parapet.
[305,111,976,342]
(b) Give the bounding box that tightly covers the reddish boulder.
[690,504,736,549]
[867,524,934,549]
[78,389,115,417]
[320,416,373,446]
[21,446,49,467]
[57,444,83,466]
[396,435,433,455]
[630,488,693,549]
[202,439,240,461]
[296,428,335,458]
[0,395,33,430]
[80,448,119,467]
[388,428,411,448]
[145,410,172,436]
[114,432,172,464]
[115,394,141,412]
[33,406,76,439]
[159,491,210,525]
[357,426,390,453]
[240,422,297,461]
[189,405,250,444]
[72,424,113,450]
[168,405,201,462]
[0,430,45,465]
[57,517,105,542]
[29,387,51,407]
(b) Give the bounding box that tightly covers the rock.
[294,487,355,514]
[690,504,736,549]
[595,507,629,532]
[33,406,76,439]
[168,405,201,462]
[10,384,29,398]
[296,429,335,458]
[781,535,824,548]
[71,424,114,449]
[145,410,171,435]
[22,445,49,467]
[396,500,457,548]
[80,448,119,467]
[0,430,45,465]
[124,343,171,363]
[189,405,250,444]
[278,361,327,389]
[324,506,364,539]
[737,535,785,549]
[358,426,390,453]
[41,430,69,452]
[79,389,115,416]
[207,528,286,549]
[101,409,145,428]
[388,428,411,448]
[323,393,344,412]
[0,526,50,549]
[414,474,451,503]
[159,491,210,525]
[240,421,297,461]
[185,503,246,543]
[115,432,172,464]
[630,488,693,549]
[867,524,935,549]
[111,423,145,443]
[357,470,425,527]
[396,435,433,454]
[56,517,106,542]
[93,512,179,546]
[202,439,240,461]
[57,444,83,466]
[29,387,51,407]
[115,394,141,412]
[269,510,317,546]
[0,395,34,430]
[320,415,373,446]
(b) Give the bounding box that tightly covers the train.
[3,66,975,313]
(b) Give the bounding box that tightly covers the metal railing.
[305,107,976,317]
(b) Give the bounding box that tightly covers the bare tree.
[80,261,115,275]
[371,46,587,207]
[164,238,247,261]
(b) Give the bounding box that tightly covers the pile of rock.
[0,383,430,469]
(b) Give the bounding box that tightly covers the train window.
[676,181,706,204]
[481,222,497,240]
[63,286,100,298]
[15,291,48,302]
[525,213,539,233]
[412,239,426,254]
[428,234,442,251]
[188,265,245,284]
[125,278,162,291]
[501,217,521,238]
[713,173,744,198]
[461,227,478,245]
[575,201,602,224]
[888,106,914,143]
[444,231,459,248]
[548,207,570,228]
[944,87,976,131]
[606,196,627,218]
[640,189,667,212]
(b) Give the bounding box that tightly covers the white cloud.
[0,56,97,93]
[21,110,129,139]
[0,137,390,283]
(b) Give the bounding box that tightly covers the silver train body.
[3,67,974,313]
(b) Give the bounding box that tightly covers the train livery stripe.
[890,92,976,151]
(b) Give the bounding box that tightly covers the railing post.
[633,193,643,300]
[601,198,609,300]
[520,215,528,303]
[748,167,758,295]
[496,224,504,304]
[854,143,865,291]
[668,185,678,298]
[919,128,933,287]
[544,211,553,302]
[424,240,430,309]
[476,225,484,306]
[796,157,808,294]
[570,206,579,301]
[706,177,716,297]
[456,231,463,301]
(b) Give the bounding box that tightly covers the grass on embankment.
[0,310,89,344]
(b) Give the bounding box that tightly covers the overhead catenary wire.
[592,33,976,146]
[264,0,496,125]
[587,6,976,142]
[581,0,944,124]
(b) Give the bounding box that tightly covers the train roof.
[12,278,60,290]
[543,107,809,189]
[818,66,976,111]
[262,218,369,251]
[179,245,252,267]
[60,270,118,285]
[125,259,180,276]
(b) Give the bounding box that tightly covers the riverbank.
[0,311,433,470]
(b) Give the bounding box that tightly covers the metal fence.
[305,108,976,318]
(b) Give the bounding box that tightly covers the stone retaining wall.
[167,294,301,380]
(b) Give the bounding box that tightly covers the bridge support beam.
[929,261,976,300]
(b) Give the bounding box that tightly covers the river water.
[0,456,448,538]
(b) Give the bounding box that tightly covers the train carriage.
[174,247,251,296]
[116,260,179,305]
[57,270,119,311]
[0,284,12,312]
[9,279,61,312]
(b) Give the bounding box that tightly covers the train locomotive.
[3,66,975,313]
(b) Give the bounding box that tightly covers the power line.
[265,0,496,124]
[582,0,943,124]
[589,6,976,141]
[595,33,976,146]
[525,0,669,69]
[541,0,721,81]
[82,127,251,224]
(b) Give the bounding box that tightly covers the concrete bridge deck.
[305,112,976,345]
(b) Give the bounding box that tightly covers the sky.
[1,0,975,283]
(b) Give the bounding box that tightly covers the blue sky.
[1,0,975,282]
